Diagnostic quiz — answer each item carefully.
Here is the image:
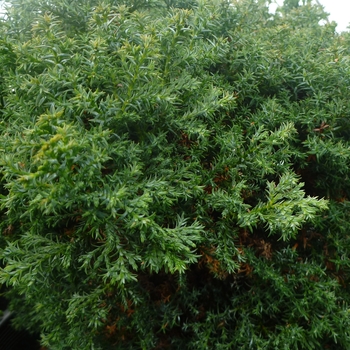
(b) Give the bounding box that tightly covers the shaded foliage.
[1,0,350,348]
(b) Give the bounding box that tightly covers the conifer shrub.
[1,0,350,348]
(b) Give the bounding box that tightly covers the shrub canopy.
[1,0,350,348]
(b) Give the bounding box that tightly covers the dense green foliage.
[1,0,350,348]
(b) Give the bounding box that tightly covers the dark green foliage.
[0,0,350,348]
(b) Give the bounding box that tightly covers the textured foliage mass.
[1,0,350,349]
